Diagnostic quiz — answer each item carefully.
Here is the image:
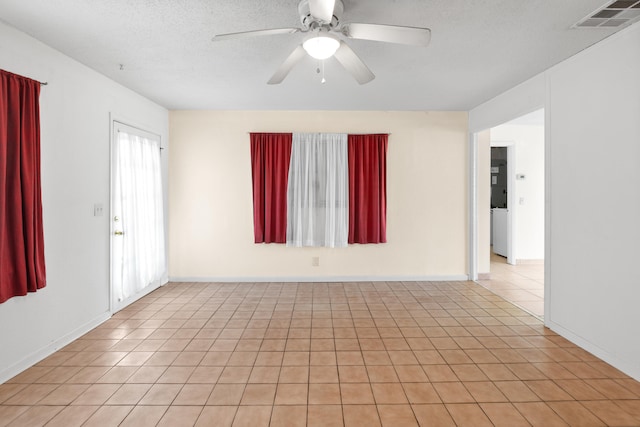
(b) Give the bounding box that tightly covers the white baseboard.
[545,319,640,382]
[169,275,470,283]
[516,259,544,265]
[0,311,112,384]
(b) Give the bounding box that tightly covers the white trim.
[546,320,640,381]
[490,140,515,147]
[516,259,544,265]
[109,113,164,149]
[506,144,516,265]
[113,121,162,147]
[468,75,546,133]
[169,275,470,283]
[0,312,111,384]
[471,105,546,135]
[468,133,478,281]
[544,81,552,326]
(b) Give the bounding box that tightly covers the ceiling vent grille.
[574,0,640,28]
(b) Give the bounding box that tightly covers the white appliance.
[492,208,508,257]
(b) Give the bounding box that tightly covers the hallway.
[476,252,544,319]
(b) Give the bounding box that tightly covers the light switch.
[93,203,104,217]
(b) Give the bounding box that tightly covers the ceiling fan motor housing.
[298,0,344,29]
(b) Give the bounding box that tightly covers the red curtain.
[250,133,292,243]
[0,70,46,303]
[348,134,388,244]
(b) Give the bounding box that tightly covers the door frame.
[109,114,165,314]
[490,140,516,265]
[468,107,546,283]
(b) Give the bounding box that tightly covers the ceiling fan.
[212,0,431,85]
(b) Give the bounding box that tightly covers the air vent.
[574,0,640,28]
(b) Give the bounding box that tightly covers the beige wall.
[169,111,468,281]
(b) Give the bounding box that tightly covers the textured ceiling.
[0,0,625,110]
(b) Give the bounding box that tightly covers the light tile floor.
[477,251,544,318]
[1,281,639,426]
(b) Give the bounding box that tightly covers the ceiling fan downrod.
[298,0,344,30]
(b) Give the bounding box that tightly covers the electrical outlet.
[312,256,320,267]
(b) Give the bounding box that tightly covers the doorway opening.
[110,120,166,313]
[474,109,545,318]
[489,142,515,265]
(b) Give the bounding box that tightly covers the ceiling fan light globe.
[303,36,340,59]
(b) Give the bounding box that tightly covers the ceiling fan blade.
[309,0,336,24]
[342,23,431,46]
[267,45,307,85]
[333,42,375,85]
[213,28,300,42]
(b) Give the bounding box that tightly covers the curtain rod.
[246,132,391,135]
[0,70,47,85]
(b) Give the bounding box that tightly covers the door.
[490,142,516,265]
[111,121,166,313]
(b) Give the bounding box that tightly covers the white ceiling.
[0,0,625,110]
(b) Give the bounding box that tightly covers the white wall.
[491,121,545,261]
[0,22,169,383]
[470,22,640,380]
[545,23,640,380]
[469,74,545,135]
[169,111,469,281]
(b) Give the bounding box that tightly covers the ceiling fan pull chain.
[321,60,326,84]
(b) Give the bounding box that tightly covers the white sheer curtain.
[114,129,166,303]
[287,132,349,247]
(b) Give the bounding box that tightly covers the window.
[250,132,388,247]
